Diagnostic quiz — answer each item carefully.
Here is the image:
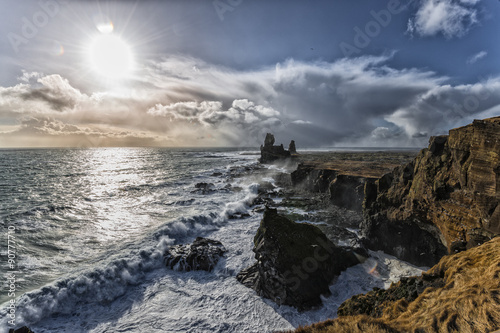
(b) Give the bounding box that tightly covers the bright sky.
[0,0,499,147]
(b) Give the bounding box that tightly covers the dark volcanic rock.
[9,328,35,333]
[291,164,338,193]
[163,237,226,272]
[192,182,216,194]
[329,175,369,212]
[337,274,445,318]
[289,140,297,154]
[237,207,361,310]
[362,117,500,266]
[291,163,377,212]
[260,133,292,164]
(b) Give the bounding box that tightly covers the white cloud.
[407,0,479,38]
[1,54,500,148]
[467,50,487,64]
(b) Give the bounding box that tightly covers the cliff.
[287,236,500,333]
[362,117,500,266]
[291,159,409,212]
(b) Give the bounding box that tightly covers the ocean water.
[0,148,424,332]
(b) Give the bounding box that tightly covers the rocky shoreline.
[234,120,498,330]
[269,117,499,332]
[9,119,499,333]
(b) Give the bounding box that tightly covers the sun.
[88,34,134,79]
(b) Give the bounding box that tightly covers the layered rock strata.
[237,207,361,310]
[362,117,500,266]
[291,160,404,212]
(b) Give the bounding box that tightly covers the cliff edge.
[288,236,500,333]
[361,117,500,266]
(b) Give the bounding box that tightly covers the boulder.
[362,117,500,266]
[260,133,292,164]
[192,182,216,194]
[163,237,226,272]
[237,207,361,310]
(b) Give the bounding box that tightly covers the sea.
[0,148,424,333]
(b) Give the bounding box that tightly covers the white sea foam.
[0,149,426,333]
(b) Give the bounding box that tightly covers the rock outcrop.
[260,133,293,163]
[362,117,500,266]
[287,236,500,333]
[163,237,226,272]
[237,207,361,310]
[289,140,297,155]
[291,160,405,212]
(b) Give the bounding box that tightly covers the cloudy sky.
[0,0,499,148]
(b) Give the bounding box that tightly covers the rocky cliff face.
[291,160,404,212]
[362,117,500,266]
[237,207,361,310]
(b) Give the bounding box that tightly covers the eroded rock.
[362,117,500,266]
[237,207,361,310]
[260,133,292,164]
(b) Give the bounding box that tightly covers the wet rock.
[237,207,362,310]
[163,237,226,272]
[9,328,35,333]
[257,181,276,195]
[291,163,376,212]
[362,117,500,266]
[192,182,216,194]
[291,164,337,193]
[329,175,368,212]
[260,133,292,164]
[227,212,251,219]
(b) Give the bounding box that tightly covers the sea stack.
[260,133,293,163]
[237,207,361,310]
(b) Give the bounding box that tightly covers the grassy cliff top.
[295,151,418,179]
[287,236,500,333]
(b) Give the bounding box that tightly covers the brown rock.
[362,117,500,266]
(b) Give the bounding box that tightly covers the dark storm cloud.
[1,54,500,147]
